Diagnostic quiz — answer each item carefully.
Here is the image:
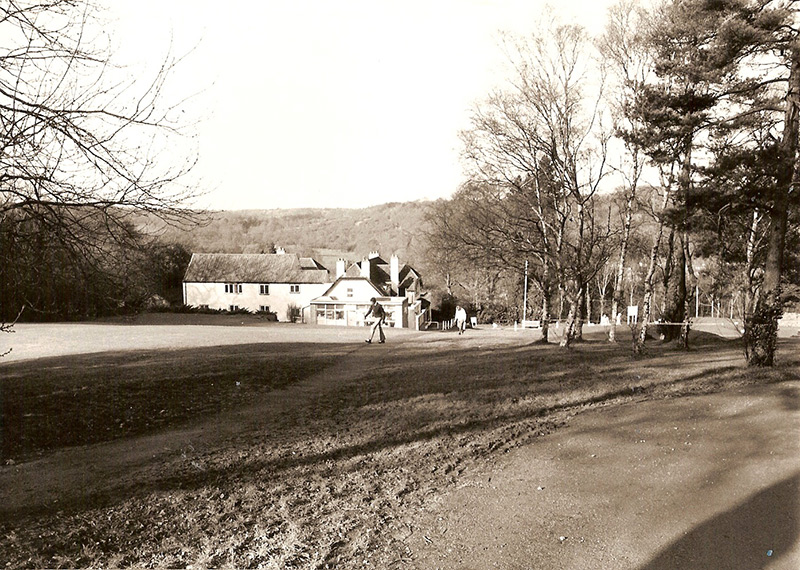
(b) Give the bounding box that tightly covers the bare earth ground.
[412,383,800,569]
[1,316,798,569]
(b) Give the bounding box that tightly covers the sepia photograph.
[1,0,799,568]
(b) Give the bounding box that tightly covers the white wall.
[326,279,382,303]
[313,300,408,327]
[314,278,408,327]
[184,282,330,321]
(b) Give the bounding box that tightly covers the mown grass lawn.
[2,343,344,461]
[1,328,797,569]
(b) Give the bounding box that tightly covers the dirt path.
[411,381,800,569]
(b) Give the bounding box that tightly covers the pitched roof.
[299,257,326,270]
[370,263,391,284]
[184,253,330,284]
[344,257,390,283]
[319,276,385,298]
[341,255,422,292]
[344,263,364,278]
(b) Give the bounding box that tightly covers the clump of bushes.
[148,304,278,320]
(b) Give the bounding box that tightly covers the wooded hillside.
[151,201,434,272]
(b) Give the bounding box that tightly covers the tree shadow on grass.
[0,398,565,522]
[0,364,774,524]
[2,335,794,524]
[1,337,725,464]
[0,343,350,461]
[639,472,800,570]
[778,385,800,411]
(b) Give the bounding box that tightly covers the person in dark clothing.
[365,297,386,344]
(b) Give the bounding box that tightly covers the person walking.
[365,297,386,344]
[455,305,468,335]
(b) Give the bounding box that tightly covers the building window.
[346,287,353,298]
[225,283,242,294]
[259,284,269,295]
[290,284,300,294]
[229,305,239,312]
[259,305,270,313]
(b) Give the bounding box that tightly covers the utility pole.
[696,285,699,318]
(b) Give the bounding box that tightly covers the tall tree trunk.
[745,42,800,366]
[609,179,636,343]
[585,284,592,326]
[540,289,551,343]
[609,295,621,341]
[572,195,587,343]
[575,284,586,341]
[637,184,673,353]
[638,218,667,350]
[662,141,692,344]
[663,233,687,342]
[539,262,553,343]
[679,232,694,349]
[598,274,608,324]
[661,227,675,317]
[744,209,762,318]
[560,292,579,348]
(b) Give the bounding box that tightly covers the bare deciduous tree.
[598,0,653,343]
[459,17,612,347]
[0,0,199,320]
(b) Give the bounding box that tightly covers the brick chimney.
[336,258,346,279]
[390,254,400,294]
[360,257,371,279]
[368,251,380,260]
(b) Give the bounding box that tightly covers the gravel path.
[412,381,800,569]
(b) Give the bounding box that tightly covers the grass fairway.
[2,343,344,460]
[1,323,798,568]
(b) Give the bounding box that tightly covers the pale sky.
[109,1,616,210]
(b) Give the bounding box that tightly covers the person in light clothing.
[455,305,468,335]
[365,297,386,344]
